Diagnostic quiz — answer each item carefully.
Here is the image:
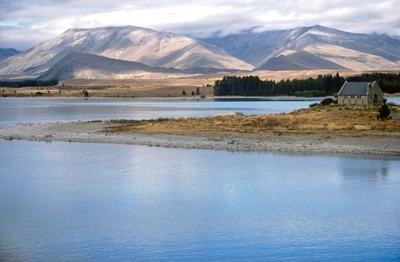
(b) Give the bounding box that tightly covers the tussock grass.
[104,105,400,135]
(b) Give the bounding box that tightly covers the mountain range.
[1,25,399,80]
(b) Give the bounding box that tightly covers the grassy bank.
[104,104,400,136]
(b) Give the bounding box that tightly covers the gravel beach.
[1,121,399,156]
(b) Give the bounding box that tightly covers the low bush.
[320,98,337,105]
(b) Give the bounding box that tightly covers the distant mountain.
[1,25,400,79]
[0,26,254,77]
[38,52,188,80]
[203,25,400,71]
[0,48,20,61]
[258,50,347,71]
[38,52,248,80]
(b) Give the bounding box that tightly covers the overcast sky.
[1,0,400,51]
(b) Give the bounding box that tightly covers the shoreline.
[1,121,399,156]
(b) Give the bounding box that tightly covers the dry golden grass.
[104,104,400,135]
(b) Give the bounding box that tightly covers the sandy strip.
[1,121,400,156]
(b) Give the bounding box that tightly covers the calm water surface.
[1,140,399,261]
[1,97,398,126]
[1,97,400,261]
[0,97,322,126]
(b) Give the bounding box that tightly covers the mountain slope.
[203,25,400,70]
[38,52,188,80]
[2,25,400,79]
[0,48,20,61]
[258,50,348,71]
[0,26,254,76]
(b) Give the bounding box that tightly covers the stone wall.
[338,95,368,105]
[367,82,384,105]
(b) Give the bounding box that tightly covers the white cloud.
[1,0,399,50]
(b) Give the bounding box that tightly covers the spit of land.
[1,103,399,156]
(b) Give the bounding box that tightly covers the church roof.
[338,81,374,95]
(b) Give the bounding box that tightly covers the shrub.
[320,98,337,105]
[378,103,391,120]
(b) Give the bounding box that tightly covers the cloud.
[1,0,399,50]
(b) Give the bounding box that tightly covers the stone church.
[337,81,384,105]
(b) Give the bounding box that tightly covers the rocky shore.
[1,121,399,156]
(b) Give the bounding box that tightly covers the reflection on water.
[1,140,399,261]
[342,167,388,179]
[340,156,393,181]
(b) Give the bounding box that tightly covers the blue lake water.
[1,97,398,126]
[0,97,324,126]
[1,98,400,261]
[1,140,399,261]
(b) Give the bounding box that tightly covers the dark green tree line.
[0,79,59,88]
[214,73,345,96]
[214,73,400,96]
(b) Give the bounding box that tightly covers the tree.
[196,87,200,95]
[191,91,195,96]
[182,90,186,96]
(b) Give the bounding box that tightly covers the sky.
[1,0,400,51]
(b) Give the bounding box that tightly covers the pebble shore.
[1,121,400,156]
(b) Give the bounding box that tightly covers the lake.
[1,98,400,261]
[0,97,326,126]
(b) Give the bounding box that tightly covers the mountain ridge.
[1,24,399,79]
[202,25,400,71]
[0,26,253,77]
[38,52,246,80]
[38,52,184,80]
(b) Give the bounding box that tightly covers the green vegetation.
[320,98,337,106]
[309,97,337,108]
[214,73,344,96]
[378,103,391,120]
[214,73,400,96]
[0,79,58,88]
